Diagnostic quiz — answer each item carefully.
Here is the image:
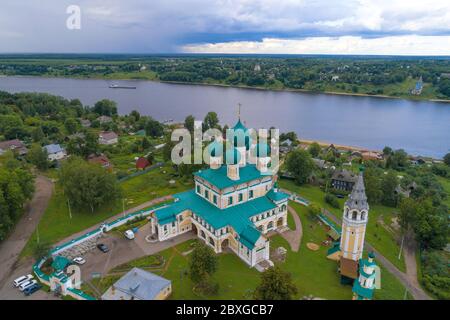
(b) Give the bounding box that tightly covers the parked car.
[97,243,109,253]
[19,280,37,292]
[73,257,86,265]
[124,230,135,240]
[13,274,33,287]
[23,283,42,296]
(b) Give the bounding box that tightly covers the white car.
[73,257,86,265]
[19,280,37,291]
[13,274,33,287]
[124,230,135,240]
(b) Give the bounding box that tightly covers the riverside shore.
[3,74,450,103]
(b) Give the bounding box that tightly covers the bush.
[324,194,340,209]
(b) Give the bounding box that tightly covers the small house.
[99,131,118,145]
[331,169,357,192]
[88,153,112,169]
[43,144,67,161]
[0,139,28,156]
[101,268,172,300]
[97,115,113,124]
[136,157,151,170]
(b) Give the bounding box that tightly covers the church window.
[352,211,357,220]
[196,185,201,194]
[228,196,233,205]
[238,193,243,202]
[249,190,254,199]
[213,195,217,204]
[361,212,366,220]
[204,190,209,199]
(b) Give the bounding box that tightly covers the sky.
[1,0,450,55]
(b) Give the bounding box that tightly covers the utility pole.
[67,198,72,219]
[398,234,405,260]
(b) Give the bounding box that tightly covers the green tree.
[145,118,164,137]
[0,167,35,240]
[188,242,218,284]
[444,153,450,166]
[27,144,49,171]
[381,171,398,206]
[203,112,219,130]
[93,99,117,116]
[363,167,382,204]
[31,126,45,142]
[307,142,321,157]
[184,115,195,133]
[64,118,79,134]
[307,203,321,218]
[286,149,314,185]
[254,266,298,300]
[59,157,122,213]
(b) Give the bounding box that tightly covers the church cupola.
[254,142,271,173]
[225,148,241,180]
[207,140,223,170]
[232,119,251,167]
[340,167,369,261]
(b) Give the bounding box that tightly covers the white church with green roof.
[150,118,290,268]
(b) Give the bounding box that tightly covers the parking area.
[0,224,194,300]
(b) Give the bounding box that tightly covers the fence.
[118,162,164,182]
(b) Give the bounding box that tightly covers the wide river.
[0,76,449,158]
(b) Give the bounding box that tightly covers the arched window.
[345,208,349,218]
[200,230,206,239]
[281,204,287,212]
[209,237,215,246]
[352,211,357,220]
[361,212,366,220]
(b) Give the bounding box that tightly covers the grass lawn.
[279,180,406,272]
[21,164,193,258]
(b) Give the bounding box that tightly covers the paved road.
[280,206,303,252]
[322,209,431,300]
[0,175,54,300]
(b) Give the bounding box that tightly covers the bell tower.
[340,168,369,261]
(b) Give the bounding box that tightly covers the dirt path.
[280,206,303,252]
[322,209,431,300]
[0,175,53,285]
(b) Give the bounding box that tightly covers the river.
[0,76,449,158]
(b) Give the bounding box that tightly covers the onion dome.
[254,142,271,158]
[225,147,241,165]
[233,119,248,132]
[207,140,223,157]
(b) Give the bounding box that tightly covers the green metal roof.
[195,164,270,189]
[51,256,71,271]
[233,119,248,132]
[352,279,374,299]
[266,188,290,202]
[155,189,282,249]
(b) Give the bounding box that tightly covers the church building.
[150,118,290,268]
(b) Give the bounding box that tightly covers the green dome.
[255,142,271,157]
[233,119,248,132]
[225,148,241,165]
[208,140,223,157]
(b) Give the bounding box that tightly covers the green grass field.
[279,179,406,272]
[21,164,193,258]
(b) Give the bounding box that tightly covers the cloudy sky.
[1,0,450,55]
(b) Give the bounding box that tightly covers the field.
[21,164,193,258]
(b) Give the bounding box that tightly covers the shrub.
[324,194,340,209]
